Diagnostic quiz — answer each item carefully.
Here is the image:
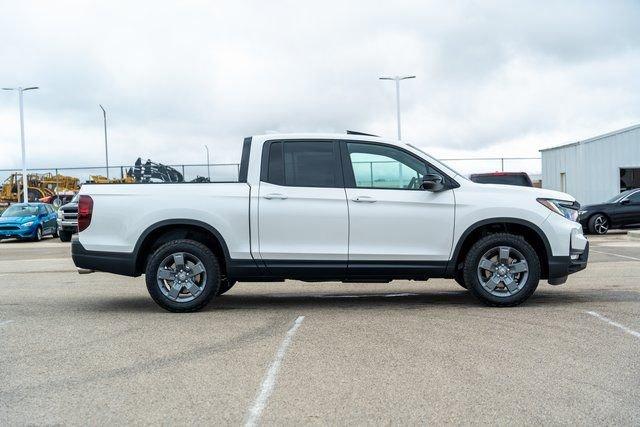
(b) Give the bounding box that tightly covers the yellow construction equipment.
[0,172,80,207]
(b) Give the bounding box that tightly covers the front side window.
[627,190,640,203]
[265,141,339,188]
[347,142,434,189]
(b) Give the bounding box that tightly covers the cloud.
[1,0,639,174]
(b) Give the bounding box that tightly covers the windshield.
[605,189,635,203]
[1,205,39,218]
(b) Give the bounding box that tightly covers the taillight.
[78,195,94,232]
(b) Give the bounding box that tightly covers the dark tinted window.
[471,174,531,187]
[284,141,337,187]
[627,191,640,203]
[267,142,284,185]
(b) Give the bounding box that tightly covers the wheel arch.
[449,218,552,279]
[133,219,231,276]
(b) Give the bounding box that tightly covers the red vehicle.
[469,172,533,187]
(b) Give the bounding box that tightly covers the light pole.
[99,104,109,179]
[379,75,415,140]
[2,86,39,203]
[204,145,210,180]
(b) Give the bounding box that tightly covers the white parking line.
[591,249,640,261]
[0,320,14,327]
[319,292,418,299]
[586,311,640,340]
[245,316,305,427]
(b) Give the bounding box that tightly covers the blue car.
[0,203,58,242]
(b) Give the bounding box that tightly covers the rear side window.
[264,141,340,188]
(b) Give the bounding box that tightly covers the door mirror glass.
[421,174,444,192]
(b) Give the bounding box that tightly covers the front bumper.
[57,219,78,231]
[0,225,37,239]
[548,241,589,285]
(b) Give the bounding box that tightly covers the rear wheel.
[145,239,220,312]
[463,233,540,307]
[59,230,72,242]
[588,214,609,235]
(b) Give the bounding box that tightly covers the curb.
[629,230,640,241]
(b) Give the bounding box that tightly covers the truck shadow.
[85,288,640,313]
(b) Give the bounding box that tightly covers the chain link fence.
[0,157,541,185]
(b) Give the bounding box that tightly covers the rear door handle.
[263,193,288,200]
[352,196,377,203]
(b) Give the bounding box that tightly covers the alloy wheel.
[594,216,608,234]
[156,252,207,303]
[476,246,529,297]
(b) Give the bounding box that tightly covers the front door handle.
[263,193,288,200]
[352,196,377,203]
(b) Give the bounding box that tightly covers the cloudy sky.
[1,0,639,176]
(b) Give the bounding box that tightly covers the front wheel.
[463,233,540,307]
[145,239,220,312]
[32,226,43,242]
[59,230,72,242]
[588,214,609,235]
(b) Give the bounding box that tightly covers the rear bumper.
[71,236,139,276]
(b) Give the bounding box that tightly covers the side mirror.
[620,199,630,205]
[421,173,445,192]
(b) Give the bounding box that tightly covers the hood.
[581,202,609,211]
[0,215,37,224]
[466,181,576,202]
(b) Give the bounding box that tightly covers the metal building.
[540,124,640,205]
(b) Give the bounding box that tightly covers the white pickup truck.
[72,133,588,312]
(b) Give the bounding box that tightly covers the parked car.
[72,133,588,312]
[469,172,533,187]
[0,203,58,241]
[57,194,79,242]
[579,188,640,234]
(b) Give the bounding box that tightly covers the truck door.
[342,141,455,278]
[258,140,348,278]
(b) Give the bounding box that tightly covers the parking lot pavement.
[1,236,639,424]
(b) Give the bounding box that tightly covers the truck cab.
[72,134,588,312]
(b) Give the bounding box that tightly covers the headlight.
[22,221,34,228]
[537,198,580,222]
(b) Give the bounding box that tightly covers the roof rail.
[346,130,379,137]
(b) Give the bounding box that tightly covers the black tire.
[463,233,541,307]
[32,226,43,242]
[217,279,237,296]
[588,214,609,235]
[59,230,72,242]
[454,269,468,289]
[145,239,220,312]
[52,225,59,238]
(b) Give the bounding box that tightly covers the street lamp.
[204,145,210,180]
[2,86,39,203]
[379,75,415,140]
[99,104,109,179]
